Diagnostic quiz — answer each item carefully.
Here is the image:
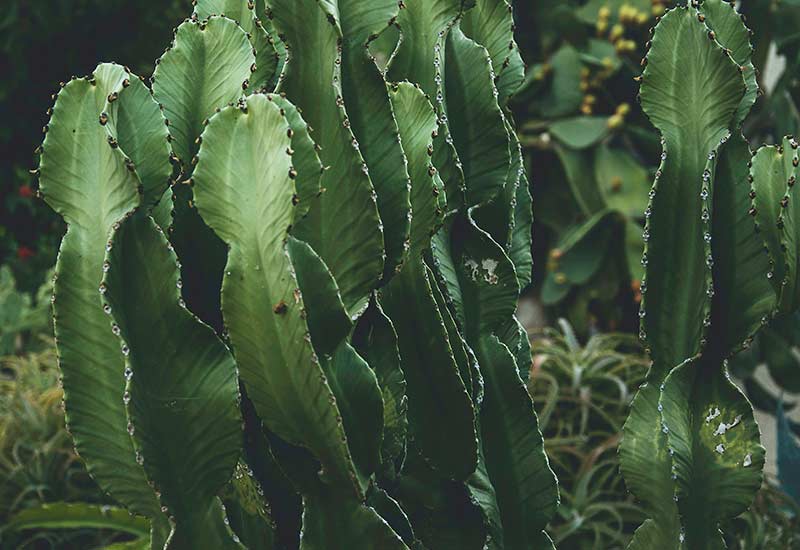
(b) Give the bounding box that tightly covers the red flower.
[18,185,34,199]
[17,246,35,260]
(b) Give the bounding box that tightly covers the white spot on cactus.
[743,453,752,467]
[465,258,500,285]
[705,407,721,423]
[715,444,725,454]
[712,415,742,436]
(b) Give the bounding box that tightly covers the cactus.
[620,2,799,548]
[37,0,557,547]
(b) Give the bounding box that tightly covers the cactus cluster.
[37,0,556,548]
[621,1,800,548]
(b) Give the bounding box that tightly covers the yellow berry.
[608,114,624,129]
[610,23,625,42]
[555,273,568,285]
[616,103,631,116]
[598,6,611,19]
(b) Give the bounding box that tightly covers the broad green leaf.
[193,0,279,92]
[2,503,150,539]
[103,214,243,549]
[660,357,765,548]
[338,0,412,279]
[554,146,606,216]
[268,0,384,317]
[549,117,610,150]
[445,24,511,207]
[549,210,619,286]
[191,94,361,498]
[534,45,583,118]
[380,256,478,480]
[594,144,650,217]
[38,64,163,527]
[366,486,419,547]
[152,16,253,168]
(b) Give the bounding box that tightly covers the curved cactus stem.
[476,335,558,547]
[352,299,409,475]
[264,93,323,222]
[286,236,351,356]
[388,81,446,257]
[102,213,243,549]
[267,0,384,317]
[388,0,467,212]
[460,0,524,107]
[152,15,255,330]
[636,5,743,378]
[338,0,413,280]
[193,0,279,92]
[775,138,800,312]
[509,173,533,289]
[300,489,407,550]
[365,486,419,547]
[701,0,757,127]
[221,462,277,550]
[473,118,522,250]
[622,6,759,548]
[380,256,478,480]
[102,72,173,211]
[317,341,384,491]
[444,25,511,208]
[191,94,362,498]
[152,16,253,168]
[659,356,765,549]
[749,138,797,300]
[711,132,777,354]
[38,64,164,528]
[392,445,489,548]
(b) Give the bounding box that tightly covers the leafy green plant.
[618,1,800,548]
[34,0,556,548]
[530,320,649,549]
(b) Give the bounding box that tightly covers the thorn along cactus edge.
[32,0,798,549]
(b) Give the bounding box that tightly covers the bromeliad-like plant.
[620,1,800,548]
[35,0,559,548]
